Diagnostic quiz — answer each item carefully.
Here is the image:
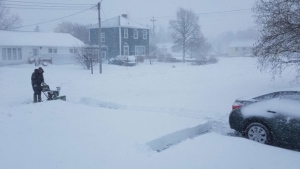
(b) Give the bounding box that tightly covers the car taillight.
[232,102,242,110]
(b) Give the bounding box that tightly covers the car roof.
[237,90,300,102]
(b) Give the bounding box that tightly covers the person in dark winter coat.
[31,67,44,103]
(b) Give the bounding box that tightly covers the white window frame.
[7,48,12,60]
[101,33,105,42]
[133,29,138,39]
[2,47,22,61]
[2,48,6,61]
[124,28,128,39]
[135,46,145,56]
[143,30,147,39]
[18,48,22,60]
[48,48,57,54]
[12,48,17,60]
[70,48,78,54]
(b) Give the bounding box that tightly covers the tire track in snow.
[71,97,236,151]
[75,97,234,135]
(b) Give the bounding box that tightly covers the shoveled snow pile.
[0,57,299,169]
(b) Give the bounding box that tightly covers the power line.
[11,7,251,29]
[101,7,110,27]
[3,0,94,6]
[131,8,251,20]
[0,6,93,10]
[150,17,156,32]
[1,0,94,10]
[3,3,93,8]
[13,5,96,29]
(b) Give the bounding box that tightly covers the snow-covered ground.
[0,57,299,169]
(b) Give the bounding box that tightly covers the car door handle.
[267,110,277,114]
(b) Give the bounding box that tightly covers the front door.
[101,51,107,59]
[124,45,129,56]
[33,48,39,56]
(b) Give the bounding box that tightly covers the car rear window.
[279,94,300,101]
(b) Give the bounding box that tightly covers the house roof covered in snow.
[88,15,151,29]
[229,40,256,48]
[0,31,85,47]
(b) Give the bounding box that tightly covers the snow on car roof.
[242,98,300,119]
[238,89,300,101]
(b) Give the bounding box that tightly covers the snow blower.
[41,83,66,101]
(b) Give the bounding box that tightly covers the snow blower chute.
[41,83,66,101]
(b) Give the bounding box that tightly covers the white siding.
[0,46,78,65]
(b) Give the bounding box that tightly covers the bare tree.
[54,21,89,44]
[253,0,300,84]
[190,38,211,60]
[0,1,22,30]
[75,44,98,74]
[169,8,204,62]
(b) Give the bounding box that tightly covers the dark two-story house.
[88,14,151,60]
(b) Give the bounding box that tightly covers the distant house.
[88,14,151,60]
[157,43,174,55]
[0,31,84,66]
[228,40,256,57]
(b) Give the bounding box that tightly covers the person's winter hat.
[38,67,44,73]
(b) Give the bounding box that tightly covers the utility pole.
[98,1,102,74]
[150,17,156,33]
[149,17,157,65]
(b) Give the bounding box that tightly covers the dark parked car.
[108,55,136,66]
[229,91,300,148]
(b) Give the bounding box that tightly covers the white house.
[228,40,256,57]
[0,31,85,65]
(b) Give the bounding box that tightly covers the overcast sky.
[10,0,256,39]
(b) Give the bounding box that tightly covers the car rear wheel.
[245,122,272,144]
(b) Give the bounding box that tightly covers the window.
[18,48,22,60]
[70,48,78,54]
[143,30,147,39]
[133,29,138,39]
[135,46,145,56]
[1,48,22,61]
[101,33,105,42]
[124,28,128,39]
[280,94,300,101]
[7,48,12,60]
[13,48,17,60]
[48,48,57,54]
[124,45,129,55]
[2,48,6,60]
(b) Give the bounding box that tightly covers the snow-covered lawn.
[0,57,299,169]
